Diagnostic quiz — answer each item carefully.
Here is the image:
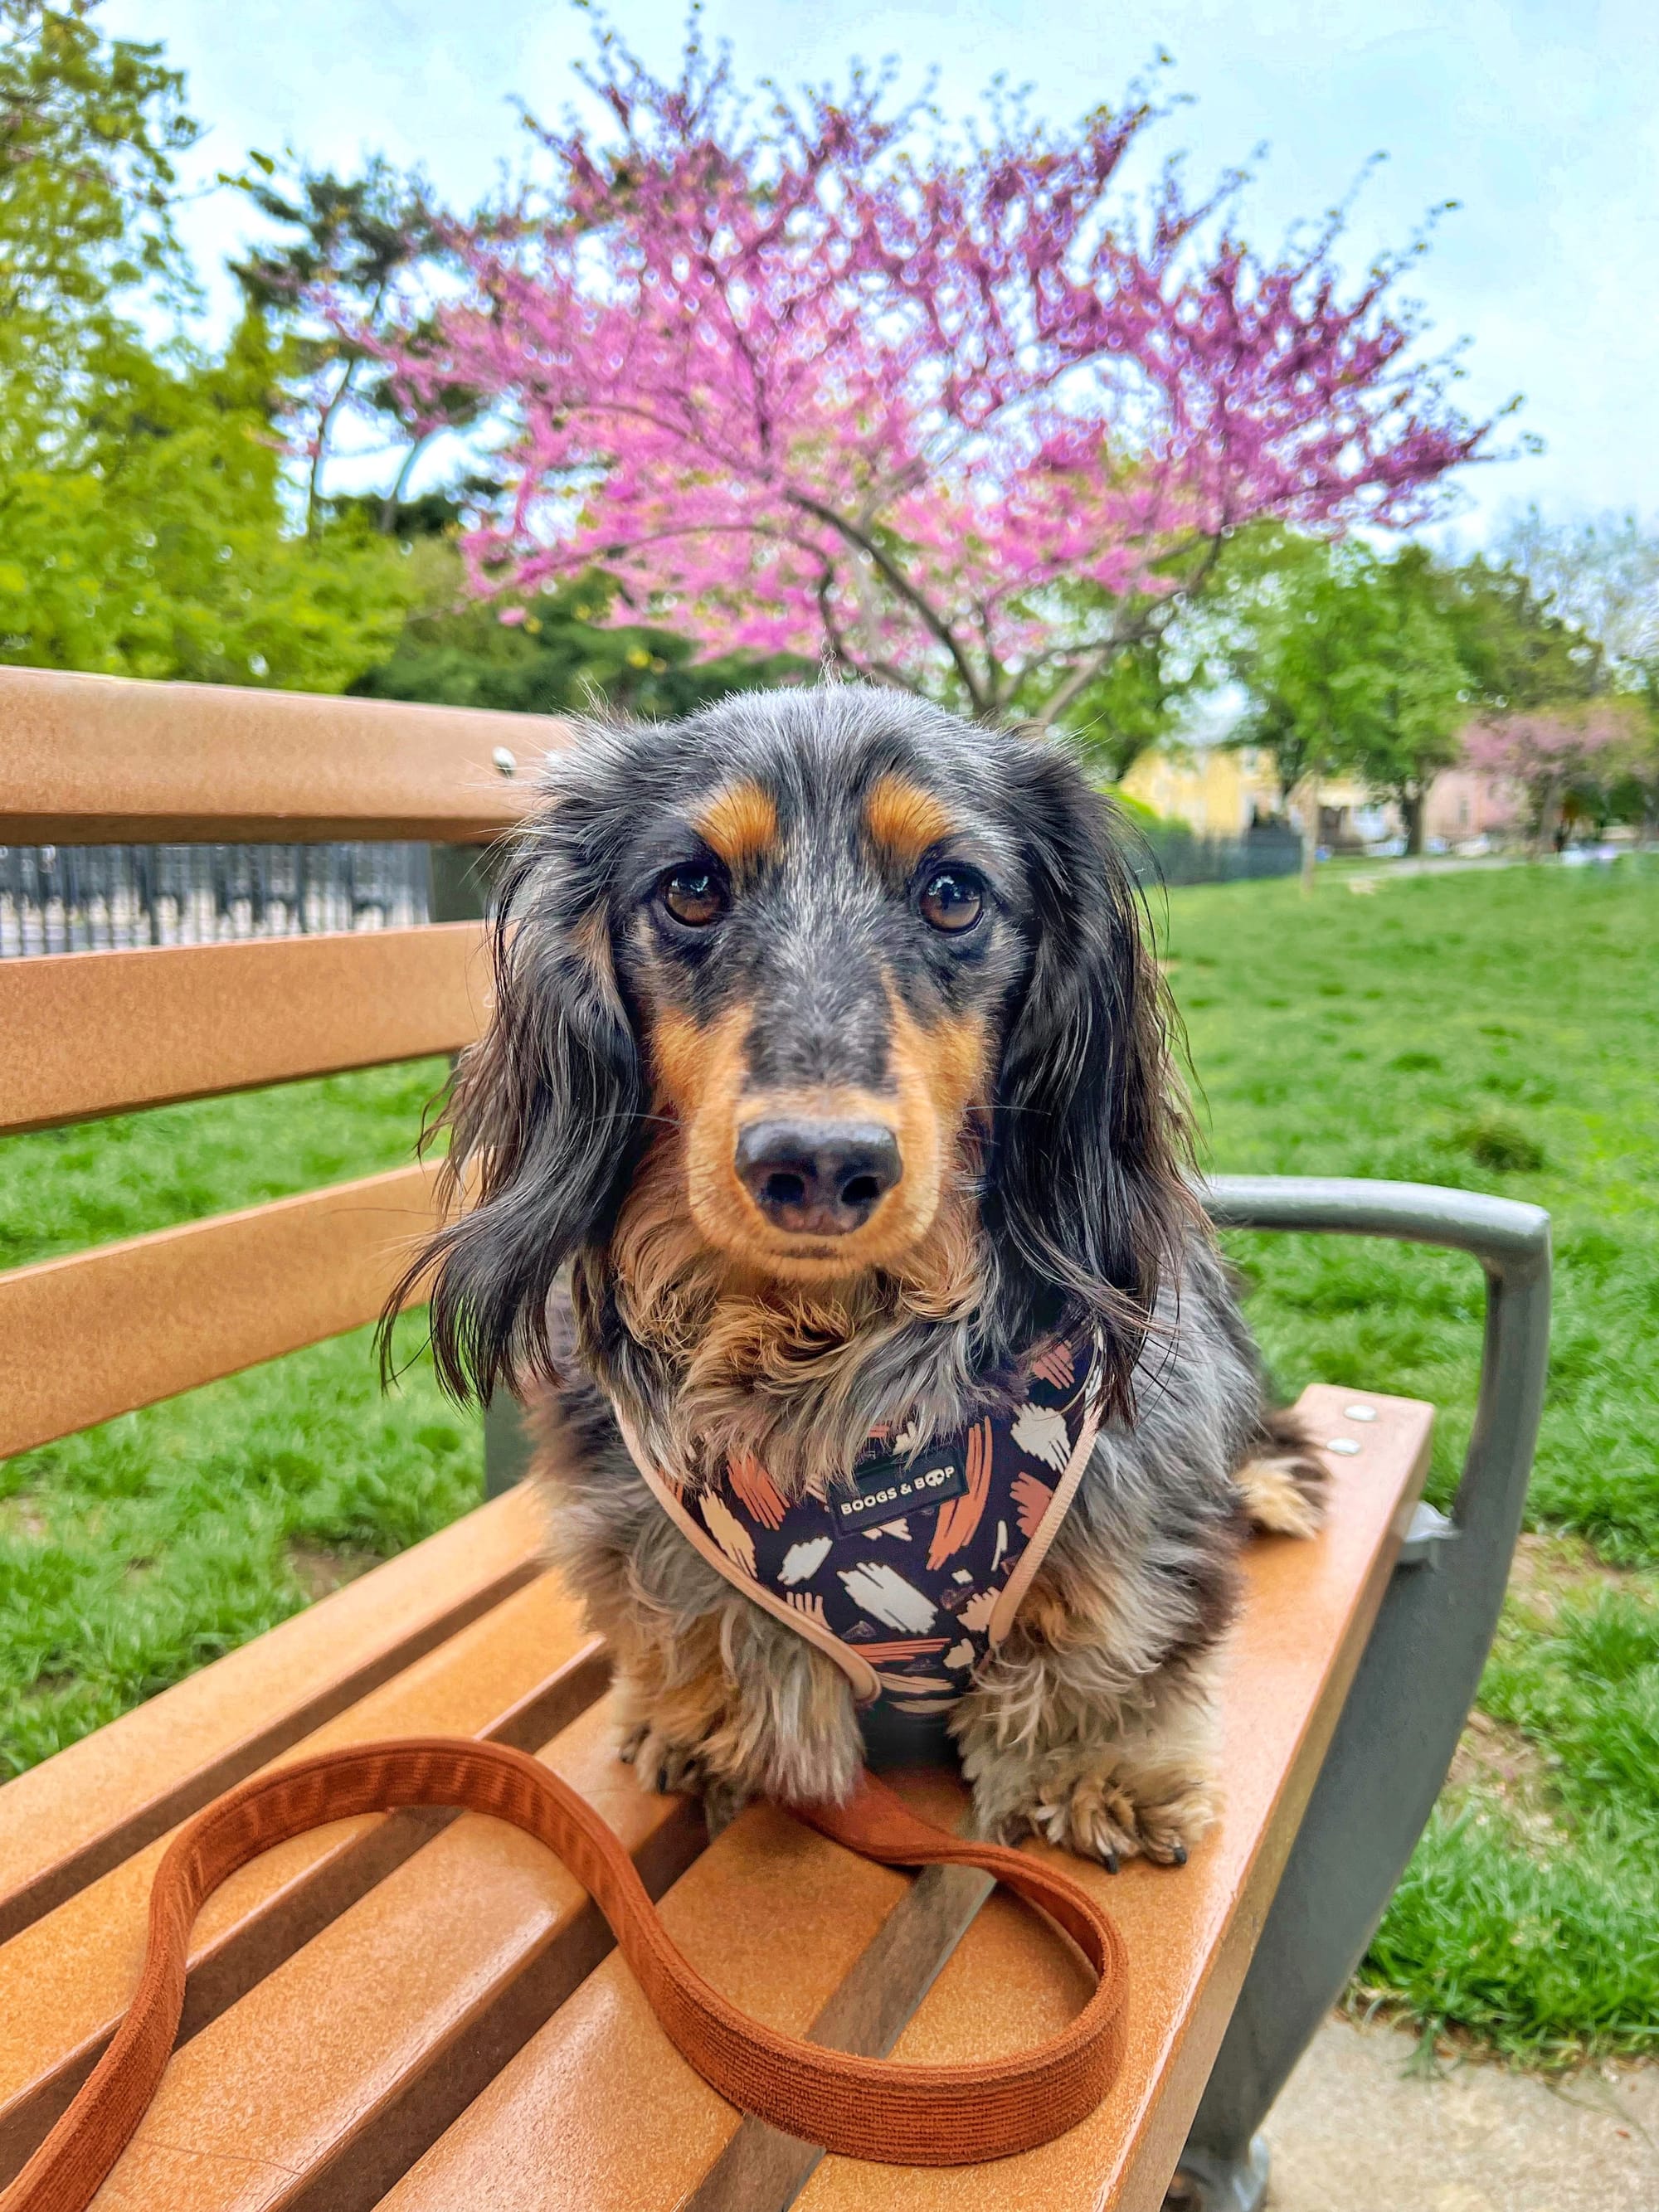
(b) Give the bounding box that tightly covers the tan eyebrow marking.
[696,780,779,869]
[865,773,952,868]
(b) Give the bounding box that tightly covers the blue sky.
[103,0,1659,546]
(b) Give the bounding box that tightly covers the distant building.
[1422,767,1523,843]
[1119,744,1282,834]
[1120,743,1386,848]
[1309,788,1396,850]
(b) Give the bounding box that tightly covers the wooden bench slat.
[0,1483,542,1945]
[0,1163,443,1460]
[367,1388,1428,2212]
[0,927,487,1136]
[7,1386,1429,2212]
[0,668,553,843]
[82,1698,706,2212]
[0,1573,602,2187]
[791,1387,1433,2212]
[365,1795,912,2212]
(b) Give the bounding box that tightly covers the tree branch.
[1026,535,1226,732]
[786,489,988,713]
[379,426,434,533]
[308,271,394,537]
[814,563,917,691]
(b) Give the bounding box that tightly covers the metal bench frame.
[1177,1177,1550,2210]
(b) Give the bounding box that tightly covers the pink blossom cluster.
[362,32,1490,713]
[1462,703,1635,787]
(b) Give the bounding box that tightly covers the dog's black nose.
[734,1120,902,1236]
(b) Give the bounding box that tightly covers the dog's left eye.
[917,867,986,935]
[659,865,729,928]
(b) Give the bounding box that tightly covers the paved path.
[1342,854,1529,884]
[1262,2016,1659,2211]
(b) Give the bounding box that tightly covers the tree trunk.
[1401,788,1425,857]
[1299,771,1319,895]
[1534,776,1564,858]
[378,430,433,534]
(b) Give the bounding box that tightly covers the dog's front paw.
[1237,1452,1326,1539]
[617,1719,750,1830]
[1238,1406,1329,1539]
[1019,1761,1219,1872]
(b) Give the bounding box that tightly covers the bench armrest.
[1204,1173,1551,1550]
[1181,1175,1551,2210]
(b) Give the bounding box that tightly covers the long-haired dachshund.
[397,685,1323,1868]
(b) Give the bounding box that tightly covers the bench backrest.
[0,667,555,1466]
[2,667,1488,2211]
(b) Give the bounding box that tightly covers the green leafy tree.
[0,0,195,458]
[1588,673,1659,839]
[1436,556,1604,714]
[351,548,807,718]
[231,157,481,537]
[2,301,414,685]
[1228,538,1392,879]
[1029,575,1216,781]
[0,2,411,687]
[1228,538,1472,860]
[1345,550,1468,854]
[1063,634,1190,781]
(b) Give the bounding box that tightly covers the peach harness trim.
[619,1414,883,1704]
[985,1399,1102,1644]
[616,1400,1103,1711]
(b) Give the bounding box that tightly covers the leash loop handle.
[2,1737,1128,2209]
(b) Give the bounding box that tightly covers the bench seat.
[0,1385,1429,2212]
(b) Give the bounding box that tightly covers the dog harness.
[620,1332,1104,1716]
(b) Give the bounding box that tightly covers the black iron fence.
[1131,823,1303,888]
[0,843,431,958]
[0,820,1299,958]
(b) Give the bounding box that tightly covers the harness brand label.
[830,1446,969,1539]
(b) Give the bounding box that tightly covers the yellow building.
[1120,744,1379,844]
[1120,744,1280,835]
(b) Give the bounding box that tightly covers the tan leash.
[2,1736,1128,2208]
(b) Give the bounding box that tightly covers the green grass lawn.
[1,858,1655,2063]
[0,1064,482,1776]
[1165,858,1659,2064]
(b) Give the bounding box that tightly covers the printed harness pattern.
[624,1334,1105,1714]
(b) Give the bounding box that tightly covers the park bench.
[0,666,1550,2212]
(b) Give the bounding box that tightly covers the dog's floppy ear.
[987,741,1199,1414]
[383,824,645,1404]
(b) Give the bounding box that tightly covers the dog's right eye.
[658,865,729,928]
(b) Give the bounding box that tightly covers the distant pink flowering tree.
[359,28,1492,726]
[1462,703,1637,849]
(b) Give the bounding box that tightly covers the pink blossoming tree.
[355,28,1493,727]
[1462,703,1640,850]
